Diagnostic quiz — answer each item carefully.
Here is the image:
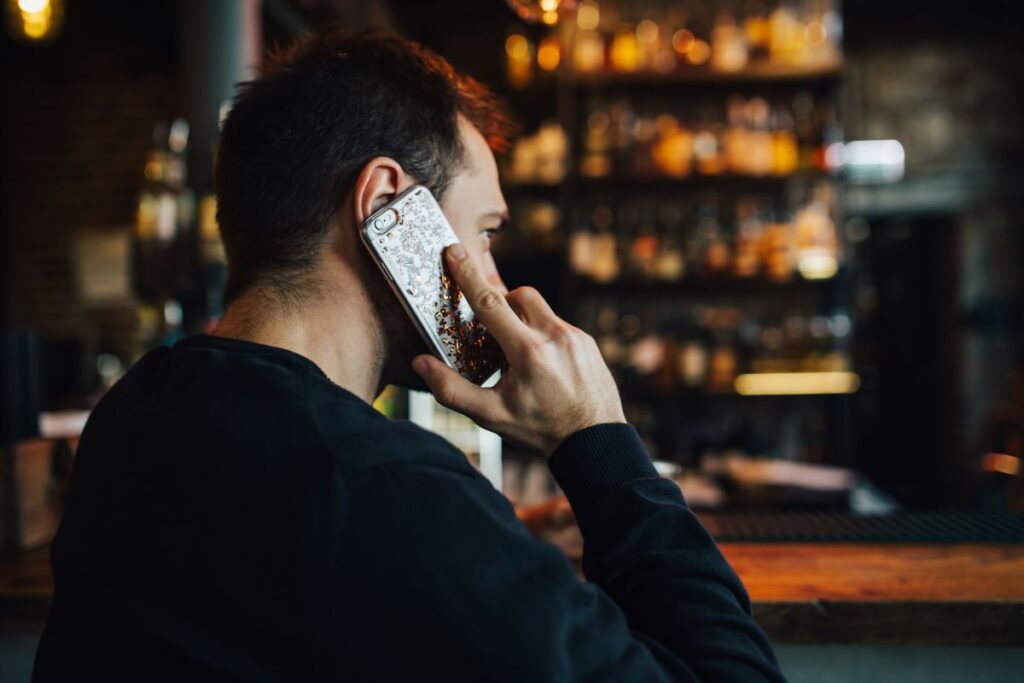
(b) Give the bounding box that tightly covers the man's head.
[215,29,515,389]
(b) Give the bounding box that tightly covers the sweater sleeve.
[549,424,784,681]
[341,425,784,682]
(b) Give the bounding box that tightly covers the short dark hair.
[215,29,514,304]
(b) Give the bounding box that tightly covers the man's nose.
[482,258,508,294]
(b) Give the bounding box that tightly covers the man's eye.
[482,229,500,242]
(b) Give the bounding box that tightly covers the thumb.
[412,355,492,418]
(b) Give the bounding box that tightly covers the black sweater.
[33,334,784,682]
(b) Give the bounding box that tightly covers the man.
[34,30,784,682]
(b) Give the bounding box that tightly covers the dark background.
[2,0,1022,508]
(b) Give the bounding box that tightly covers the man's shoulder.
[310,394,474,477]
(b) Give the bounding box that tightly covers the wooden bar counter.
[3,542,1024,645]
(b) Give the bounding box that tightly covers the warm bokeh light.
[576,0,599,30]
[542,10,558,25]
[735,372,860,396]
[17,0,47,12]
[797,249,840,280]
[671,28,695,55]
[505,34,529,60]
[610,26,641,72]
[6,0,62,43]
[537,38,560,71]
[22,10,47,38]
[984,453,1022,476]
[686,39,711,65]
[805,19,827,47]
[636,18,659,45]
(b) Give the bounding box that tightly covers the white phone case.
[361,185,504,385]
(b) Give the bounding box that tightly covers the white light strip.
[825,139,905,183]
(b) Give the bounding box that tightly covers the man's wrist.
[548,423,658,503]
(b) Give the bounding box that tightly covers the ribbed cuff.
[548,423,658,503]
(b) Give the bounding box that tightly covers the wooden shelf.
[618,386,852,404]
[532,64,843,89]
[572,275,838,298]
[504,172,836,194]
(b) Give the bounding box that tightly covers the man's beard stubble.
[364,268,433,395]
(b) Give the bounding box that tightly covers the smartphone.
[361,185,505,385]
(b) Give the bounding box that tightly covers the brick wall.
[1,1,179,371]
[2,76,176,344]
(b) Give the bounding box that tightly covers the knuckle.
[516,286,541,303]
[477,289,503,311]
[437,379,458,408]
[549,325,576,346]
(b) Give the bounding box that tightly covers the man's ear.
[352,158,413,225]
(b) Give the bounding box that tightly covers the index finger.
[445,244,529,354]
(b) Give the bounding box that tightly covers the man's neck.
[212,284,383,404]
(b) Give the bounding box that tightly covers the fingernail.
[412,356,430,375]
[448,244,467,261]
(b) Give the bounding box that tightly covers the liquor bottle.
[198,194,227,327]
[595,305,624,368]
[630,111,659,177]
[676,316,710,389]
[568,218,595,277]
[746,96,774,176]
[762,206,795,282]
[635,11,662,71]
[134,119,197,345]
[693,112,725,176]
[711,7,748,73]
[771,105,800,175]
[505,30,534,88]
[581,102,613,178]
[698,201,731,277]
[724,95,748,174]
[651,114,693,178]
[573,0,605,73]
[816,102,843,170]
[733,196,763,278]
[536,33,561,73]
[618,204,641,279]
[590,205,620,283]
[609,98,636,177]
[610,23,641,73]
[743,0,771,63]
[708,312,740,394]
[630,204,659,280]
[768,2,801,66]
[792,91,819,170]
[654,203,686,281]
[793,183,841,280]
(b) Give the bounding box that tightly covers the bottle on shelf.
[653,203,686,282]
[505,30,534,88]
[573,0,606,73]
[710,7,749,73]
[134,119,197,349]
[733,196,764,278]
[590,205,621,283]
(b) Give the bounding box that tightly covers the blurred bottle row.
[582,93,840,180]
[579,302,853,396]
[506,0,842,86]
[134,119,226,354]
[504,92,840,185]
[567,184,841,283]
